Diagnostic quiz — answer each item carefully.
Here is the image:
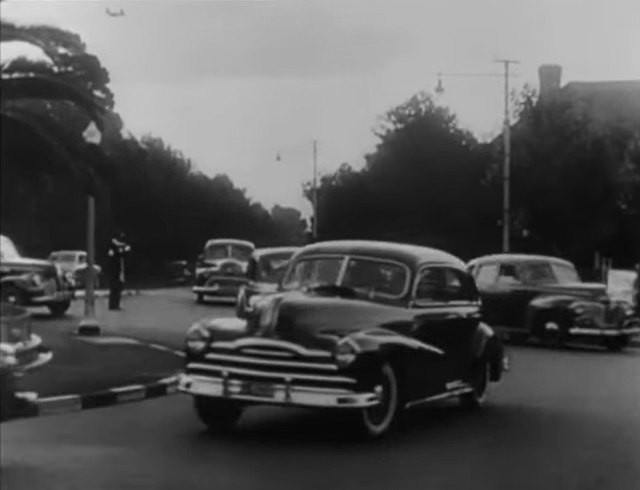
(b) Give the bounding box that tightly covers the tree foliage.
[1,20,303,278]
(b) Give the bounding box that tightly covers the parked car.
[166,260,193,285]
[236,246,299,318]
[0,235,74,316]
[193,239,255,303]
[1,303,52,421]
[179,240,506,438]
[467,254,640,351]
[48,250,101,290]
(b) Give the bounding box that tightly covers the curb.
[12,338,186,419]
[16,375,180,419]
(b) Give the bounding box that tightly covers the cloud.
[78,1,418,84]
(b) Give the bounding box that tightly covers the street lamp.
[435,60,519,252]
[77,122,102,336]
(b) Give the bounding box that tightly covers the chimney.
[538,64,562,101]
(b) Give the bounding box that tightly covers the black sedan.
[179,240,507,438]
[467,254,640,350]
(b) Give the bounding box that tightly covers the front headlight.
[0,343,17,368]
[30,272,44,287]
[185,323,211,354]
[334,338,359,368]
[258,297,279,331]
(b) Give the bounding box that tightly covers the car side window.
[415,268,444,303]
[497,264,521,285]
[442,268,478,302]
[475,264,499,287]
[415,267,476,304]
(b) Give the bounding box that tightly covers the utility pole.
[77,194,100,335]
[312,140,318,241]
[496,59,519,253]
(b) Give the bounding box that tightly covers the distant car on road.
[0,303,52,421]
[193,239,255,303]
[180,240,506,438]
[48,250,101,290]
[236,246,299,318]
[467,254,640,351]
[0,235,73,316]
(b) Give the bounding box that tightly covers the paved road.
[2,289,639,490]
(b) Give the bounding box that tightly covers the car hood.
[251,291,411,350]
[538,282,607,300]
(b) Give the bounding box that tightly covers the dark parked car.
[236,246,299,318]
[0,235,74,316]
[193,239,255,303]
[179,240,506,438]
[1,304,52,421]
[467,254,640,350]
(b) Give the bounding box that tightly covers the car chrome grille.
[186,339,354,389]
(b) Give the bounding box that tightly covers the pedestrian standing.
[108,232,131,311]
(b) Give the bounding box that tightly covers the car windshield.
[204,243,253,262]
[550,263,581,284]
[517,261,580,285]
[282,255,408,299]
[229,245,253,262]
[0,236,21,260]
[256,252,294,283]
[204,244,228,261]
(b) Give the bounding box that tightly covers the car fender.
[471,322,505,381]
[525,294,580,330]
[0,274,32,290]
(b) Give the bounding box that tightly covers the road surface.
[2,288,639,490]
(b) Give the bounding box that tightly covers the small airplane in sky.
[106,8,125,17]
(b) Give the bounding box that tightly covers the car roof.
[253,246,300,258]
[468,253,574,268]
[295,240,465,268]
[204,239,255,249]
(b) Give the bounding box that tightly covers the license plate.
[240,382,275,398]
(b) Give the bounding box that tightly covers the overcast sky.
[3,0,639,216]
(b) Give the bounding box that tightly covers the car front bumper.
[568,326,640,338]
[178,373,380,409]
[193,285,243,296]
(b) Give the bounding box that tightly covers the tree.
[498,88,640,265]
[307,92,495,258]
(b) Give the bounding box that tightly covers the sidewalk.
[16,318,183,399]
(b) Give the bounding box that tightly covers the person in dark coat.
[108,232,131,310]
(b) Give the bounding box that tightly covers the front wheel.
[357,362,400,439]
[193,396,243,434]
[48,300,71,317]
[1,285,26,306]
[459,361,490,409]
